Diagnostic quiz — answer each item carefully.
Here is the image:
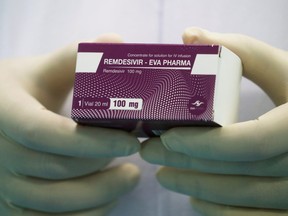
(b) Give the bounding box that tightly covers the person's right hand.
[0,34,140,215]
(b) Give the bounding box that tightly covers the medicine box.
[71,43,242,136]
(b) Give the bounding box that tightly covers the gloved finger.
[157,167,288,210]
[182,27,288,105]
[0,88,140,158]
[0,199,116,216]
[1,163,139,213]
[0,33,139,159]
[0,34,123,112]
[0,134,111,179]
[27,33,124,101]
[141,138,288,177]
[191,198,288,216]
[160,104,288,162]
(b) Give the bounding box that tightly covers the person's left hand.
[140,27,288,216]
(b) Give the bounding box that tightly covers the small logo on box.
[191,100,204,107]
[188,96,207,115]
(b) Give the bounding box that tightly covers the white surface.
[191,53,219,75]
[214,46,242,126]
[1,0,287,215]
[76,52,103,73]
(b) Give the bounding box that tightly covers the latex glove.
[0,34,140,215]
[141,27,288,215]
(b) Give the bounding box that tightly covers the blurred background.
[1,0,287,215]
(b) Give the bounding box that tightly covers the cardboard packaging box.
[71,43,242,137]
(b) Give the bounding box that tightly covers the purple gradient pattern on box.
[71,43,221,136]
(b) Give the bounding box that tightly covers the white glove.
[141,27,288,216]
[0,34,140,215]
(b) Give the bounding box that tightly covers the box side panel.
[214,46,242,125]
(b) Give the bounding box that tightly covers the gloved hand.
[141,27,288,215]
[0,34,140,215]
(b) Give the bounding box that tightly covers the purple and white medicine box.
[71,43,242,137]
